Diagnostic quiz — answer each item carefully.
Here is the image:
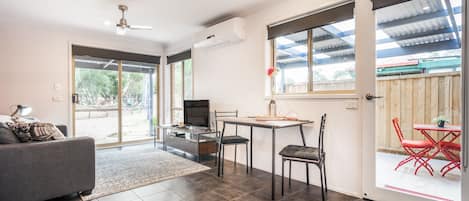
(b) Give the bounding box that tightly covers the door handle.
[72,93,79,104]
[365,93,383,101]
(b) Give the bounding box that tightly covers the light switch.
[52,96,64,102]
[344,101,358,110]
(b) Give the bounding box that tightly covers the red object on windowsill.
[267,66,277,77]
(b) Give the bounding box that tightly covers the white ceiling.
[0,0,276,44]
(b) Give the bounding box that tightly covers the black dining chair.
[279,113,327,201]
[214,110,249,175]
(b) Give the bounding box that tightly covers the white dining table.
[217,117,314,200]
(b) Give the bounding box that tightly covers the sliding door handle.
[365,93,383,101]
[72,93,80,104]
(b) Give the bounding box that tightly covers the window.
[170,59,192,124]
[274,31,309,94]
[312,19,355,91]
[270,3,356,94]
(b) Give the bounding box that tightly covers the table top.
[219,117,314,128]
[414,124,462,132]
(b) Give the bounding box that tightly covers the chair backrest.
[318,113,327,155]
[392,118,405,143]
[214,110,238,135]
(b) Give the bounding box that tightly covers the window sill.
[265,93,360,100]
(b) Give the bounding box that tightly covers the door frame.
[357,0,466,200]
[70,46,160,147]
[461,0,469,200]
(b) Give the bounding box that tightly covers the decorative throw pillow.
[30,123,65,141]
[6,122,32,142]
[0,122,21,144]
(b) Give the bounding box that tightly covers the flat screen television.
[184,100,210,128]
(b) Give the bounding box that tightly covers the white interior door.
[359,0,467,200]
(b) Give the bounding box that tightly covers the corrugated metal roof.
[276,0,461,67]
[376,0,445,24]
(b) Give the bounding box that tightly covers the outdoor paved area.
[376,152,460,201]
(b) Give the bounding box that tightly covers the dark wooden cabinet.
[165,134,217,156]
[159,125,218,160]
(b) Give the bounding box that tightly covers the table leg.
[250,126,253,171]
[299,125,309,185]
[272,128,276,200]
[218,122,226,177]
[416,147,438,175]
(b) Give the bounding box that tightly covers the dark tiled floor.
[49,144,362,201]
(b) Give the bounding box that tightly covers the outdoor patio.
[377,152,461,201]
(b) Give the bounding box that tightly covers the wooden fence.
[376,72,461,153]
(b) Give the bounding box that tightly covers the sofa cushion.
[30,123,65,141]
[6,122,32,142]
[0,122,21,144]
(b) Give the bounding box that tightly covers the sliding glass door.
[73,56,120,144]
[121,60,158,143]
[72,56,159,146]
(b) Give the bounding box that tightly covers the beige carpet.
[82,146,210,200]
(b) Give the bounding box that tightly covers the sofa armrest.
[0,137,95,201]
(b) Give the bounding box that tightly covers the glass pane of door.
[183,59,193,99]
[74,56,119,145]
[374,0,462,200]
[121,61,157,142]
[171,62,183,124]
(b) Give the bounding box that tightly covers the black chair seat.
[221,136,249,144]
[279,145,320,161]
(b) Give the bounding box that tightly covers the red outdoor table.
[413,124,462,175]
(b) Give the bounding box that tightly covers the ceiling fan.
[114,4,152,35]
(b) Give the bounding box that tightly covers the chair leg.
[323,161,328,193]
[306,163,310,185]
[221,145,225,176]
[319,164,325,201]
[282,158,285,196]
[289,160,292,188]
[217,143,221,177]
[246,143,249,174]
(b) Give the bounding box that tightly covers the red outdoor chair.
[439,141,461,177]
[392,118,435,175]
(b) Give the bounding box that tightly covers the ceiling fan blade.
[129,25,152,30]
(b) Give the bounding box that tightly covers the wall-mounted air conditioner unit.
[193,17,245,48]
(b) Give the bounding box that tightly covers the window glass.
[171,59,193,124]
[375,0,462,75]
[312,18,356,91]
[184,59,193,99]
[171,62,183,123]
[274,31,308,94]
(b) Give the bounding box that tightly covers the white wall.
[0,20,164,129]
[167,0,363,197]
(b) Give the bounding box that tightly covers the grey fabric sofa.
[0,125,95,201]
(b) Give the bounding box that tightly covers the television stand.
[158,125,218,162]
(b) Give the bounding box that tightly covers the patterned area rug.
[82,147,210,200]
